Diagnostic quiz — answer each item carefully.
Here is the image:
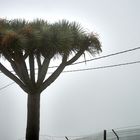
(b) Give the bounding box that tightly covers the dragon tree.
[0,19,102,140]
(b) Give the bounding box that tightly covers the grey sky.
[0,0,140,140]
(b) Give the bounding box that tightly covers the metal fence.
[106,126,140,140]
[73,126,140,140]
[19,125,140,140]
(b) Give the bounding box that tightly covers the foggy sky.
[0,0,140,140]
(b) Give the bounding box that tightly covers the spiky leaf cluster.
[0,19,101,59]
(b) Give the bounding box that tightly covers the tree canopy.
[0,19,102,94]
[0,19,101,57]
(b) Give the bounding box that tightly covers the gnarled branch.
[39,55,67,93]
[37,57,50,86]
[0,62,29,93]
[14,53,31,86]
[3,52,25,83]
[66,49,85,65]
[29,53,35,84]
[36,54,42,77]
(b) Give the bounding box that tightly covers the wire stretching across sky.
[42,46,140,68]
[0,82,15,91]
[67,46,140,66]
[62,60,140,73]
[0,46,140,74]
[0,46,140,91]
[0,59,140,91]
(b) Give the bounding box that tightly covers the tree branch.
[39,55,67,93]
[66,49,85,65]
[3,52,25,83]
[36,54,42,79]
[3,53,20,76]
[37,57,50,86]
[0,62,29,93]
[36,54,42,68]
[9,60,25,82]
[23,52,28,60]
[15,53,31,86]
[29,53,35,84]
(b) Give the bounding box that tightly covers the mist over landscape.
[0,0,140,140]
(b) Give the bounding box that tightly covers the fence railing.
[106,126,140,140]
[19,125,140,140]
[72,126,140,140]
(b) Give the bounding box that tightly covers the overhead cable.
[61,60,140,73]
[0,46,140,74]
[0,82,15,91]
[0,60,140,91]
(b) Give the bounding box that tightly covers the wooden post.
[104,130,106,140]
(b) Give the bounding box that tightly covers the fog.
[0,0,140,140]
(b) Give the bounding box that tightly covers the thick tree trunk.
[26,93,41,140]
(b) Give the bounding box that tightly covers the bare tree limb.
[3,52,25,83]
[23,52,28,59]
[0,62,29,93]
[39,49,86,93]
[29,53,35,84]
[37,57,50,86]
[39,55,67,93]
[36,54,42,78]
[15,53,31,86]
[66,49,85,65]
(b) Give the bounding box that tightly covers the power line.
[111,125,140,131]
[42,46,140,68]
[0,46,140,74]
[0,60,140,91]
[0,82,15,91]
[62,60,140,73]
[71,46,140,66]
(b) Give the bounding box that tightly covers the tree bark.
[26,93,41,140]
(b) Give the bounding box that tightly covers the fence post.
[104,130,107,140]
[112,129,119,140]
[65,136,69,140]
